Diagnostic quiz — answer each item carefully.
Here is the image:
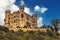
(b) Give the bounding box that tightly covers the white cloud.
[24,7,33,15]
[34,5,48,14]
[0,15,4,25]
[41,7,48,13]
[9,0,16,4]
[38,17,43,27]
[34,5,40,11]
[10,4,19,13]
[0,0,19,25]
[20,0,25,6]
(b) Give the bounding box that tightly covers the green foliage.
[0,26,60,40]
[17,29,24,36]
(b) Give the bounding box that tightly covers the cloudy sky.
[0,0,60,27]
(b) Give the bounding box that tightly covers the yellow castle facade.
[4,6,51,32]
[4,6,37,29]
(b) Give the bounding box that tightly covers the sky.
[0,0,60,27]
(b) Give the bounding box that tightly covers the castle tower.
[19,6,24,12]
[19,0,24,13]
[4,10,11,27]
[15,0,25,28]
[32,14,37,28]
[19,6,26,28]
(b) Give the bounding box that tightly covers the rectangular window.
[14,20,16,23]
[8,17,10,20]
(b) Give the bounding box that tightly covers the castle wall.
[8,28,51,32]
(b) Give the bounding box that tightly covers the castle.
[4,6,51,32]
[4,6,37,28]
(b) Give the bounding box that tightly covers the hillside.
[0,26,60,40]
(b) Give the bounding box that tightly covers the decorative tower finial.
[19,0,24,12]
[20,0,24,6]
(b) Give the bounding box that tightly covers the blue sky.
[15,0,60,25]
[0,0,60,27]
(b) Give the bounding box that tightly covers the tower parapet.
[5,10,11,13]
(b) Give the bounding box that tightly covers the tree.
[51,19,58,32]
